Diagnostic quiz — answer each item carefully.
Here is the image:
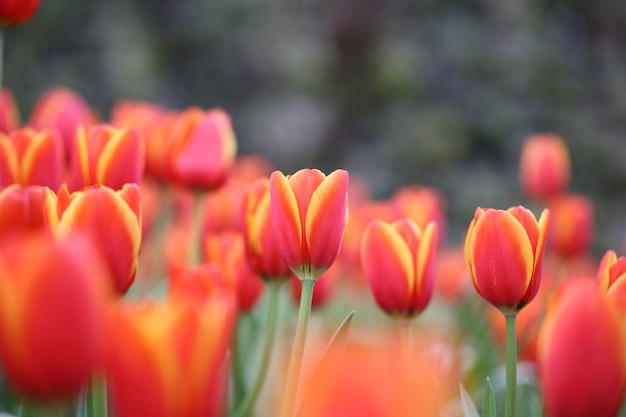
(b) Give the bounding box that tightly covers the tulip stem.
[280,278,315,417]
[187,192,205,266]
[504,312,518,417]
[234,282,281,417]
[87,375,108,417]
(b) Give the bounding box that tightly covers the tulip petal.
[469,210,534,309]
[597,250,617,291]
[21,130,63,189]
[305,169,349,274]
[0,134,18,186]
[362,220,413,315]
[413,221,438,313]
[98,128,145,190]
[270,171,303,273]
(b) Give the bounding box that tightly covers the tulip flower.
[0,0,40,28]
[538,280,626,417]
[0,185,58,237]
[0,128,64,189]
[269,168,349,280]
[0,87,19,133]
[0,232,108,401]
[168,262,234,307]
[597,250,626,312]
[390,185,446,242]
[55,184,142,295]
[519,133,571,201]
[465,206,550,313]
[68,124,145,191]
[290,262,339,309]
[361,219,438,317]
[548,193,593,258]
[105,296,235,417]
[29,87,98,162]
[165,107,237,190]
[243,177,293,280]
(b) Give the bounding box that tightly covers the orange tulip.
[68,124,145,191]
[538,280,626,417]
[390,185,446,241]
[0,232,108,401]
[168,262,233,307]
[55,184,142,295]
[0,87,19,133]
[361,219,438,317]
[204,232,265,312]
[465,206,550,313]
[436,247,471,303]
[597,250,626,311]
[29,87,98,162]
[0,185,58,237]
[165,107,237,190]
[519,133,571,201]
[105,297,234,417]
[548,193,593,258]
[269,168,349,280]
[242,177,293,280]
[0,0,40,28]
[0,128,64,189]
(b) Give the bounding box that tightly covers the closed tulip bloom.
[0,88,19,133]
[0,128,64,189]
[519,133,571,201]
[243,178,293,280]
[68,124,145,191]
[105,297,234,417]
[548,193,593,258]
[0,0,40,28]
[55,184,142,295]
[0,185,58,237]
[166,107,237,190]
[270,168,349,280]
[0,232,108,401]
[597,250,626,311]
[465,206,550,313]
[29,87,98,162]
[538,280,626,417]
[361,219,438,317]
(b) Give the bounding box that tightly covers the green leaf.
[482,377,496,417]
[459,383,480,417]
[323,310,355,356]
[517,380,543,417]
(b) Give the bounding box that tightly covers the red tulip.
[519,133,571,201]
[465,206,550,313]
[68,124,145,191]
[269,168,349,280]
[361,219,438,317]
[0,128,64,189]
[0,185,58,237]
[105,297,234,417]
[0,87,19,133]
[0,232,108,401]
[548,193,593,258]
[165,107,237,190]
[538,280,626,417]
[242,177,293,280]
[0,0,40,28]
[55,184,142,295]
[597,250,626,311]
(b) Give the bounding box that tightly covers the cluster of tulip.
[2,3,626,417]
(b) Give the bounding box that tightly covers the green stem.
[187,192,205,266]
[505,312,518,417]
[279,278,315,417]
[231,314,248,411]
[234,282,281,417]
[87,375,108,417]
[19,401,73,417]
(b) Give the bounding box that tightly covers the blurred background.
[5,0,626,250]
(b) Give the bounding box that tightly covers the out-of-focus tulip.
[390,185,446,242]
[0,128,63,189]
[0,232,108,401]
[270,168,349,280]
[361,218,438,317]
[229,155,273,184]
[142,111,179,181]
[465,206,550,313]
[538,280,626,417]
[290,262,339,309]
[68,124,145,191]
[0,0,40,28]
[165,107,237,190]
[204,232,265,312]
[0,88,19,133]
[202,181,246,236]
[242,178,293,280]
[110,100,165,138]
[0,185,58,237]
[519,133,571,201]
[168,262,230,307]
[105,297,234,417]
[548,193,593,258]
[55,184,141,295]
[29,87,98,161]
[597,250,626,311]
[436,247,471,302]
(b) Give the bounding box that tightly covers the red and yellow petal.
[21,130,63,189]
[0,133,18,186]
[98,127,145,190]
[598,250,617,292]
[270,170,303,274]
[413,221,438,313]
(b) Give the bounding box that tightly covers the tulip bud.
[519,133,571,201]
[548,193,593,258]
[0,0,40,28]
